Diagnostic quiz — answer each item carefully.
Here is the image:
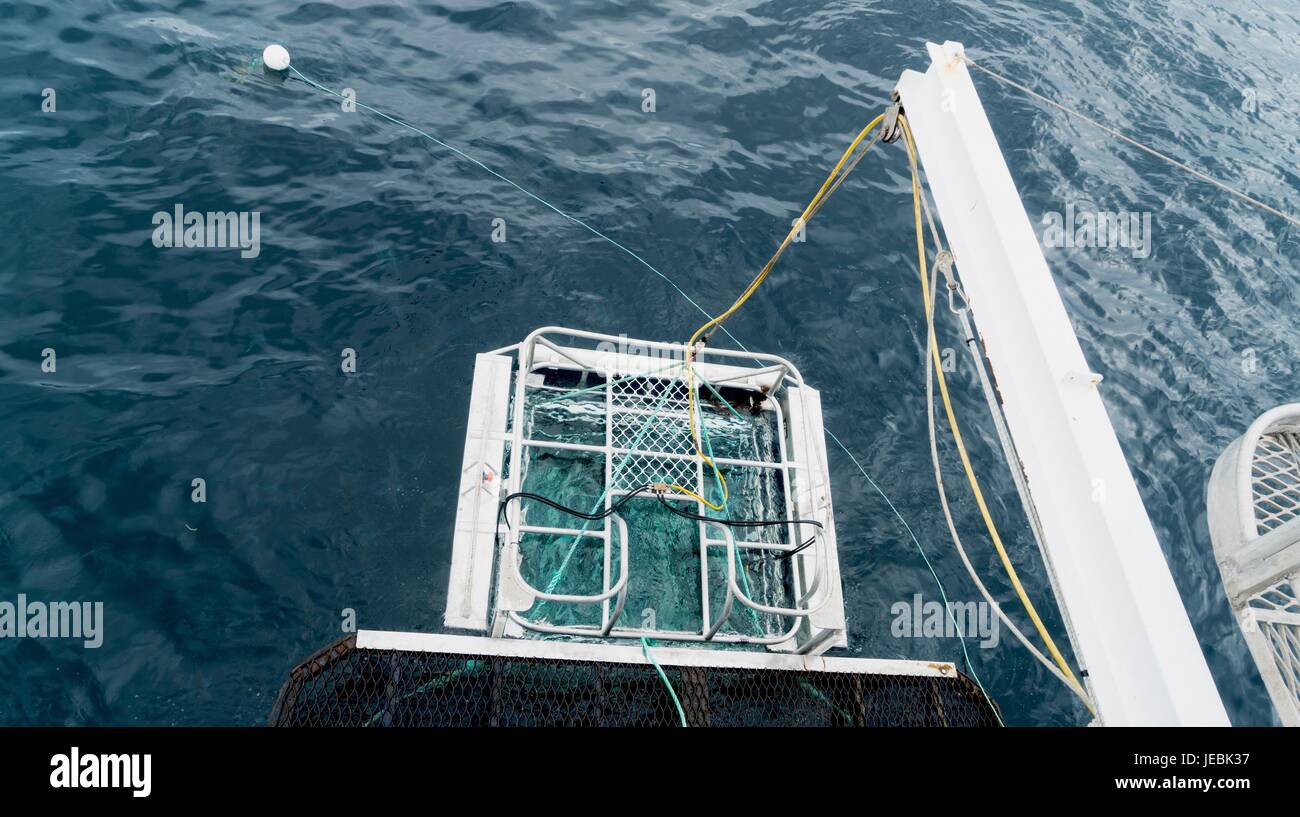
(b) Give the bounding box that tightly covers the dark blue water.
[1,0,1296,725]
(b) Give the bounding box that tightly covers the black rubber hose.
[651,491,821,529]
[495,484,656,543]
[496,483,821,561]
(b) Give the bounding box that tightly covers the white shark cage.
[445,327,848,654]
[1208,403,1300,726]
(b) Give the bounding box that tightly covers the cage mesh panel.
[1246,576,1300,712]
[270,637,1001,727]
[1251,431,1300,534]
[610,410,697,490]
[610,375,689,412]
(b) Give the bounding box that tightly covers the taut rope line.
[963,55,1300,230]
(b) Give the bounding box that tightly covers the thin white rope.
[925,272,1095,712]
[287,65,751,350]
[917,177,1097,713]
[916,167,1077,648]
[963,55,1300,230]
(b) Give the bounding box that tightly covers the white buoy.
[262,44,291,72]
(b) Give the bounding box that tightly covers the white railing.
[1208,403,1300,725]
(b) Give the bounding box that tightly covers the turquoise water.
[1,0,1297,725]
[515,382,792,636]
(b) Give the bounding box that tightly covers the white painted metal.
[455,327,847,653]
[500,515,632,638]
[897,41,1228,725]
[444,352,513,631]
[1207,404,1300,725]
[508,329,834,650]
[786,384,847,650]
[357,629,956,677]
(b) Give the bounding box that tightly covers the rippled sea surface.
[1,0,1297,725]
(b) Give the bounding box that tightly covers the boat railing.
[1207,403,1300,725]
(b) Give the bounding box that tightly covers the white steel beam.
[896,41,1228,725]
[444,352,513,631]
[358,629,953,677]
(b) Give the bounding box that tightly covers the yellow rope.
[682,114,887,509]
[665,484,716,507]
[899,113,1094,714]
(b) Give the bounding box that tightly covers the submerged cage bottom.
[269,636,1001,727]
[511,366,803,637]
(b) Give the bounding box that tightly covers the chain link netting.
[270,637,1001,727]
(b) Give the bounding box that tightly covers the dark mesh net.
[270,636,1001,727]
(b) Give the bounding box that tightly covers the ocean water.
[1,0,1296,725]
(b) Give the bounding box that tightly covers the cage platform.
[445,327,848,654]
[269,632,999,727]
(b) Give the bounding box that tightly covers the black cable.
[500,484,655,524]
[777,536,817,561]
[650,493,822,560]
[652,491,822,531]
[494,484,657,546]
[495,483,822,561]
